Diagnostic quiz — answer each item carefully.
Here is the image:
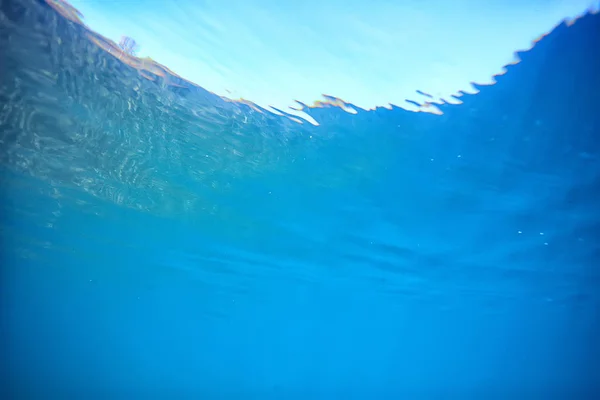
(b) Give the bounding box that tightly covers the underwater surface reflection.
[1,0,599,398]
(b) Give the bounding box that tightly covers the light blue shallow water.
[1,0,599,398]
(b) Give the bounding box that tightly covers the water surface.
[1,0,599,398]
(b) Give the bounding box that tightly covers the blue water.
[1,0,599,398]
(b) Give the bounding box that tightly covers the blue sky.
[69,0,598,120]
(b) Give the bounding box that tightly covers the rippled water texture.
[1,0,600,398]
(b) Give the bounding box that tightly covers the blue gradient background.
[68,0,598,114]
[1,0,599,398]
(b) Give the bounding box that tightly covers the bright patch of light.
[68,0,598,122]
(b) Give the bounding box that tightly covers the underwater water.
[1,0,600,398]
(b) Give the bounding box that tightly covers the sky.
[68,0,598,120]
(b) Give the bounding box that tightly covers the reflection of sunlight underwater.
[1,0,600,397]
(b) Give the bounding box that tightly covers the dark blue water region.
[1,0,599,398]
